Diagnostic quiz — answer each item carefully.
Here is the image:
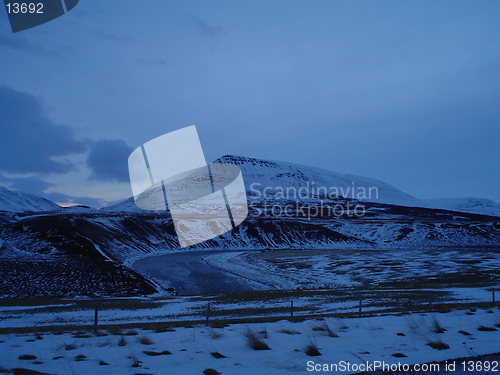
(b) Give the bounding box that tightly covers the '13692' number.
[6,3,44,14]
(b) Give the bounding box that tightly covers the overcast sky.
[0,0,499,206]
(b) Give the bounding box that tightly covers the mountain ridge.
[216,155,423,207]
[423,197,500,217]
[1,161,499,297]
[1,155,498,218]
[0,186,61,212]
[105,154,499,217]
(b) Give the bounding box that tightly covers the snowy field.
[0,285,495,330]
[204,248,500,290]
[1,248,498,375]
[1,308,500,374]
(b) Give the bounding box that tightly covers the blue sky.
[0,0,499,206]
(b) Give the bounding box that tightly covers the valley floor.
[1,247,499,374]
[203,248,500,291]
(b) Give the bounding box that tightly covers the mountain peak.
[215,154,423,207]
[216,155,282,169]
[0,186,61,212]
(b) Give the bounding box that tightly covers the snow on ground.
[203,251,298,289]
[0,186,61,213]
[203,249,500,290]
[1,308,500,374]
[423,198,500,217]
[0,285,492,331]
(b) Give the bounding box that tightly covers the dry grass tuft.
[138,335,154,345]
[305,341,321,356]
[243,328,271,350]
[427,340,450,350]
[431,316,446,333]
[478,325,497,331]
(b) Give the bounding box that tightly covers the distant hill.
[1,156,499,298]
[106,155,499,217]
[0,186,61,212]
[423,197,500,217]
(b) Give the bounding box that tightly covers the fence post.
[428,293,433,312]
[94,307,99,332]
[492,288,496,307]
[358,295,362,317]
[290,300,294,318]
[206,303,211,325]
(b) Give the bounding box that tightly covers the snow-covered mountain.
[424,197,500,217]
[1,156,499,298]
[107,155,500,217]
[216,156,500,217]
[0,186,61,212]
[216,155,423,207]
[102,197,150,212]
[105,155,424,212]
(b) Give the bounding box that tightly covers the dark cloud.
[0,85,86,174]
[86,139,133,182]
[1,176,53,194]
[194,19,225,37]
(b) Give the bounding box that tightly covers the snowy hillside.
[106,155,500,217]
[101,197,143,212]
[104,155,424,213]
[424,197,500,217]
[216,155,424,207]
[0,186,61,212]
[218,156,500,217]
[1,157,499,298]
